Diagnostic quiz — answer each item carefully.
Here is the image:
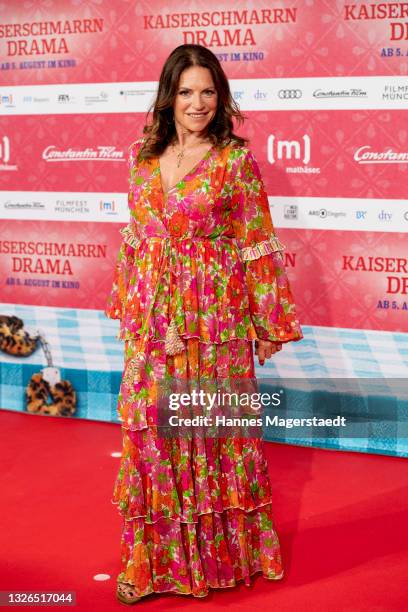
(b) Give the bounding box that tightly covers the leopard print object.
[0,315,39,356]
[26,373,77,417]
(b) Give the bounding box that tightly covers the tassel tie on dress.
[122,235,186,386]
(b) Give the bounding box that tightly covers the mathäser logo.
[268,135,310,164]
[267,134,320,174]
[0,135,17,171]
[0,93,15,108]
[99,200,117,215]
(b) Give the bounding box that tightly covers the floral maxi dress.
[105,137,303,598]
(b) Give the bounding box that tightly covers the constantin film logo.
[354,146,408,164]
[313,88,367,98]
[4,199,44,211]
[42,145,125,162]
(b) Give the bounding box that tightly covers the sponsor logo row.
[1,77,408,114]
[234,83,408,105]
[279,204,407,223]
[269,200,408,232]
[1,193,407,231]
[1,193,128,221]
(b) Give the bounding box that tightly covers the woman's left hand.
[254,339,283,365]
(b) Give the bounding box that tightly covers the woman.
[105,44,303,605]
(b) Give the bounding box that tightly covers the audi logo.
[278,89,302,99]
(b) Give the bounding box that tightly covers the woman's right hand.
[255,339,282,366]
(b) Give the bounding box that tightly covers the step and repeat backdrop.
[1,0,407,337]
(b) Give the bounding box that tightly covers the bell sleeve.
[104,142,138,321]
[230,147,303,344]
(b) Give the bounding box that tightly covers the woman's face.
[173,65,218,136]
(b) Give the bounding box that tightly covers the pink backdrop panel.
[1,111,406,200]
[237,110,408,200]
[0,219,122,310]
[1,0,405,86]
[1,220,407,333]
[0,114,145,193]
[278,227,408,333]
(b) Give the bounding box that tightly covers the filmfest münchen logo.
[54,199,90,215]
[382,84,408,100]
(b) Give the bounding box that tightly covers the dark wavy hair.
[140,44,247,159]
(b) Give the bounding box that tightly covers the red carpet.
[1,409,407,611]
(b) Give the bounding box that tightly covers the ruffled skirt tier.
[112,336,284,598]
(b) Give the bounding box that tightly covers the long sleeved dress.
[105,136,303,598]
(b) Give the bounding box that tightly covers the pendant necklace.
[175,147,184,168]
[172,139,210,168]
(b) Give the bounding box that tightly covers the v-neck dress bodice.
[158,144,216,195]
[106,136,302,378]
